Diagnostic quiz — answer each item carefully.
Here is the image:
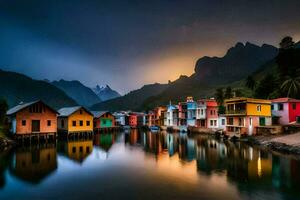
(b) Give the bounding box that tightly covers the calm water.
[0,130,300,200]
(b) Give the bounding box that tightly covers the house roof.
[225,97,271,104]
[6,100,58,115]
[271,98,300,103]
[91,111,111,118]
[58,106,93,117]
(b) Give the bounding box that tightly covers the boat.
[150,126,160,133]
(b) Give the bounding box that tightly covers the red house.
[206,99,219,128]
[126,113,138,128]
[271,98,300,125]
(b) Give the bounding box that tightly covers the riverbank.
[249,132,300,155]
[0,126,15,150]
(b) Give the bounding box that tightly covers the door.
[32,120,40,132]
[259,117,265,126]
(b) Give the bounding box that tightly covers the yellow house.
[225,97,271,135]
[57,106,94,134]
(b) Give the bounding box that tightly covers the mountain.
[0,69,77,109]
[52,80,101,107]
[90,42,279,111]
[90,83,169,111]
[192,42,278,84]
[92,85,121,101]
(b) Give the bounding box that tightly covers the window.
[61,120,65,128]
[86,147,90,153]
[72,147,76,153]
[249,117,252,126]
[210,120,213,126]
[228,117,234,125]
[278,103,284,111]
[103,119,106,125]
[79,120,83,126]
[271,105,274,110]
[214,120,217,126]
[47,120,51,126]
[72,121,76,126]
[210,110,213,115]
[22,120,26,126]
[292,103,296,110]
[201,109,204,115]
[257,105,262,112]
[79,146,83,153]
[79,109,83,114]
[86,120,90,126]
[222,119,225,125]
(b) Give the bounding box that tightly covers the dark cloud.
[0,0,300,93]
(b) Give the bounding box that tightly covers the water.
[0,130,300,200]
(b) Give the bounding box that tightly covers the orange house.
[6,100,58,135]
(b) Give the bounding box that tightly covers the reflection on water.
[0,131,300,199]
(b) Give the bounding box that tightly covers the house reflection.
[58,140,93,164]
[9,144,57,184]
[94,133,116,152]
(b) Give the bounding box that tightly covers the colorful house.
[206,99,219,129]
[6,100,58,136]
[113,112,126,126]
[57,106,94,134]
[153,106,166,126]
[178,102,187,126]
[145,111,155,127]
[218,115,227,131]
[196,99,207,127]
[225,97,272,135]
[92,111,116,129]
[271,98,300,125]
[125,113,138,128]
[166,103,179,126]
[186,97,197,126]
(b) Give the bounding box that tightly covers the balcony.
[225,110,246,115]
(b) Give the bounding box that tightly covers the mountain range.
[0,69,77,109]
[2,40,297,111]
[51,80,101,107]
[91,41,279,111]
[92,85,121,101]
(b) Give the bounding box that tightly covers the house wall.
[272,103,289,125]
[218,117,226,130]
[15,103,57,134]
[247,103,271,116]
[67,109,93,132]
[57,117,68,131]
[94,113,115,128]
[129,115,138,127]
[288,102,300,123]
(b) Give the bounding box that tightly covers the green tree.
[214,88,224,105]
[280,76,300,98]
[254,74,278,99]
[0,98,8,125]
[245,75,256,90]
[218,105,226,115]
[234,89,243,97]
[224,86,233,99]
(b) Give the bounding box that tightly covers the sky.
[0,0,300,94]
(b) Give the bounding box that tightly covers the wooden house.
[91,111,116,131]
[57,106,93,135]
[6,100,58,138]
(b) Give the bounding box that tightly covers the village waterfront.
[0,130,299,200]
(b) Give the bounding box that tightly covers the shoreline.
[247,133,300,156]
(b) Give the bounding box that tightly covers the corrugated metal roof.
[58,106,93,117]
[6,100,39,115]
[91,111,109,118]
